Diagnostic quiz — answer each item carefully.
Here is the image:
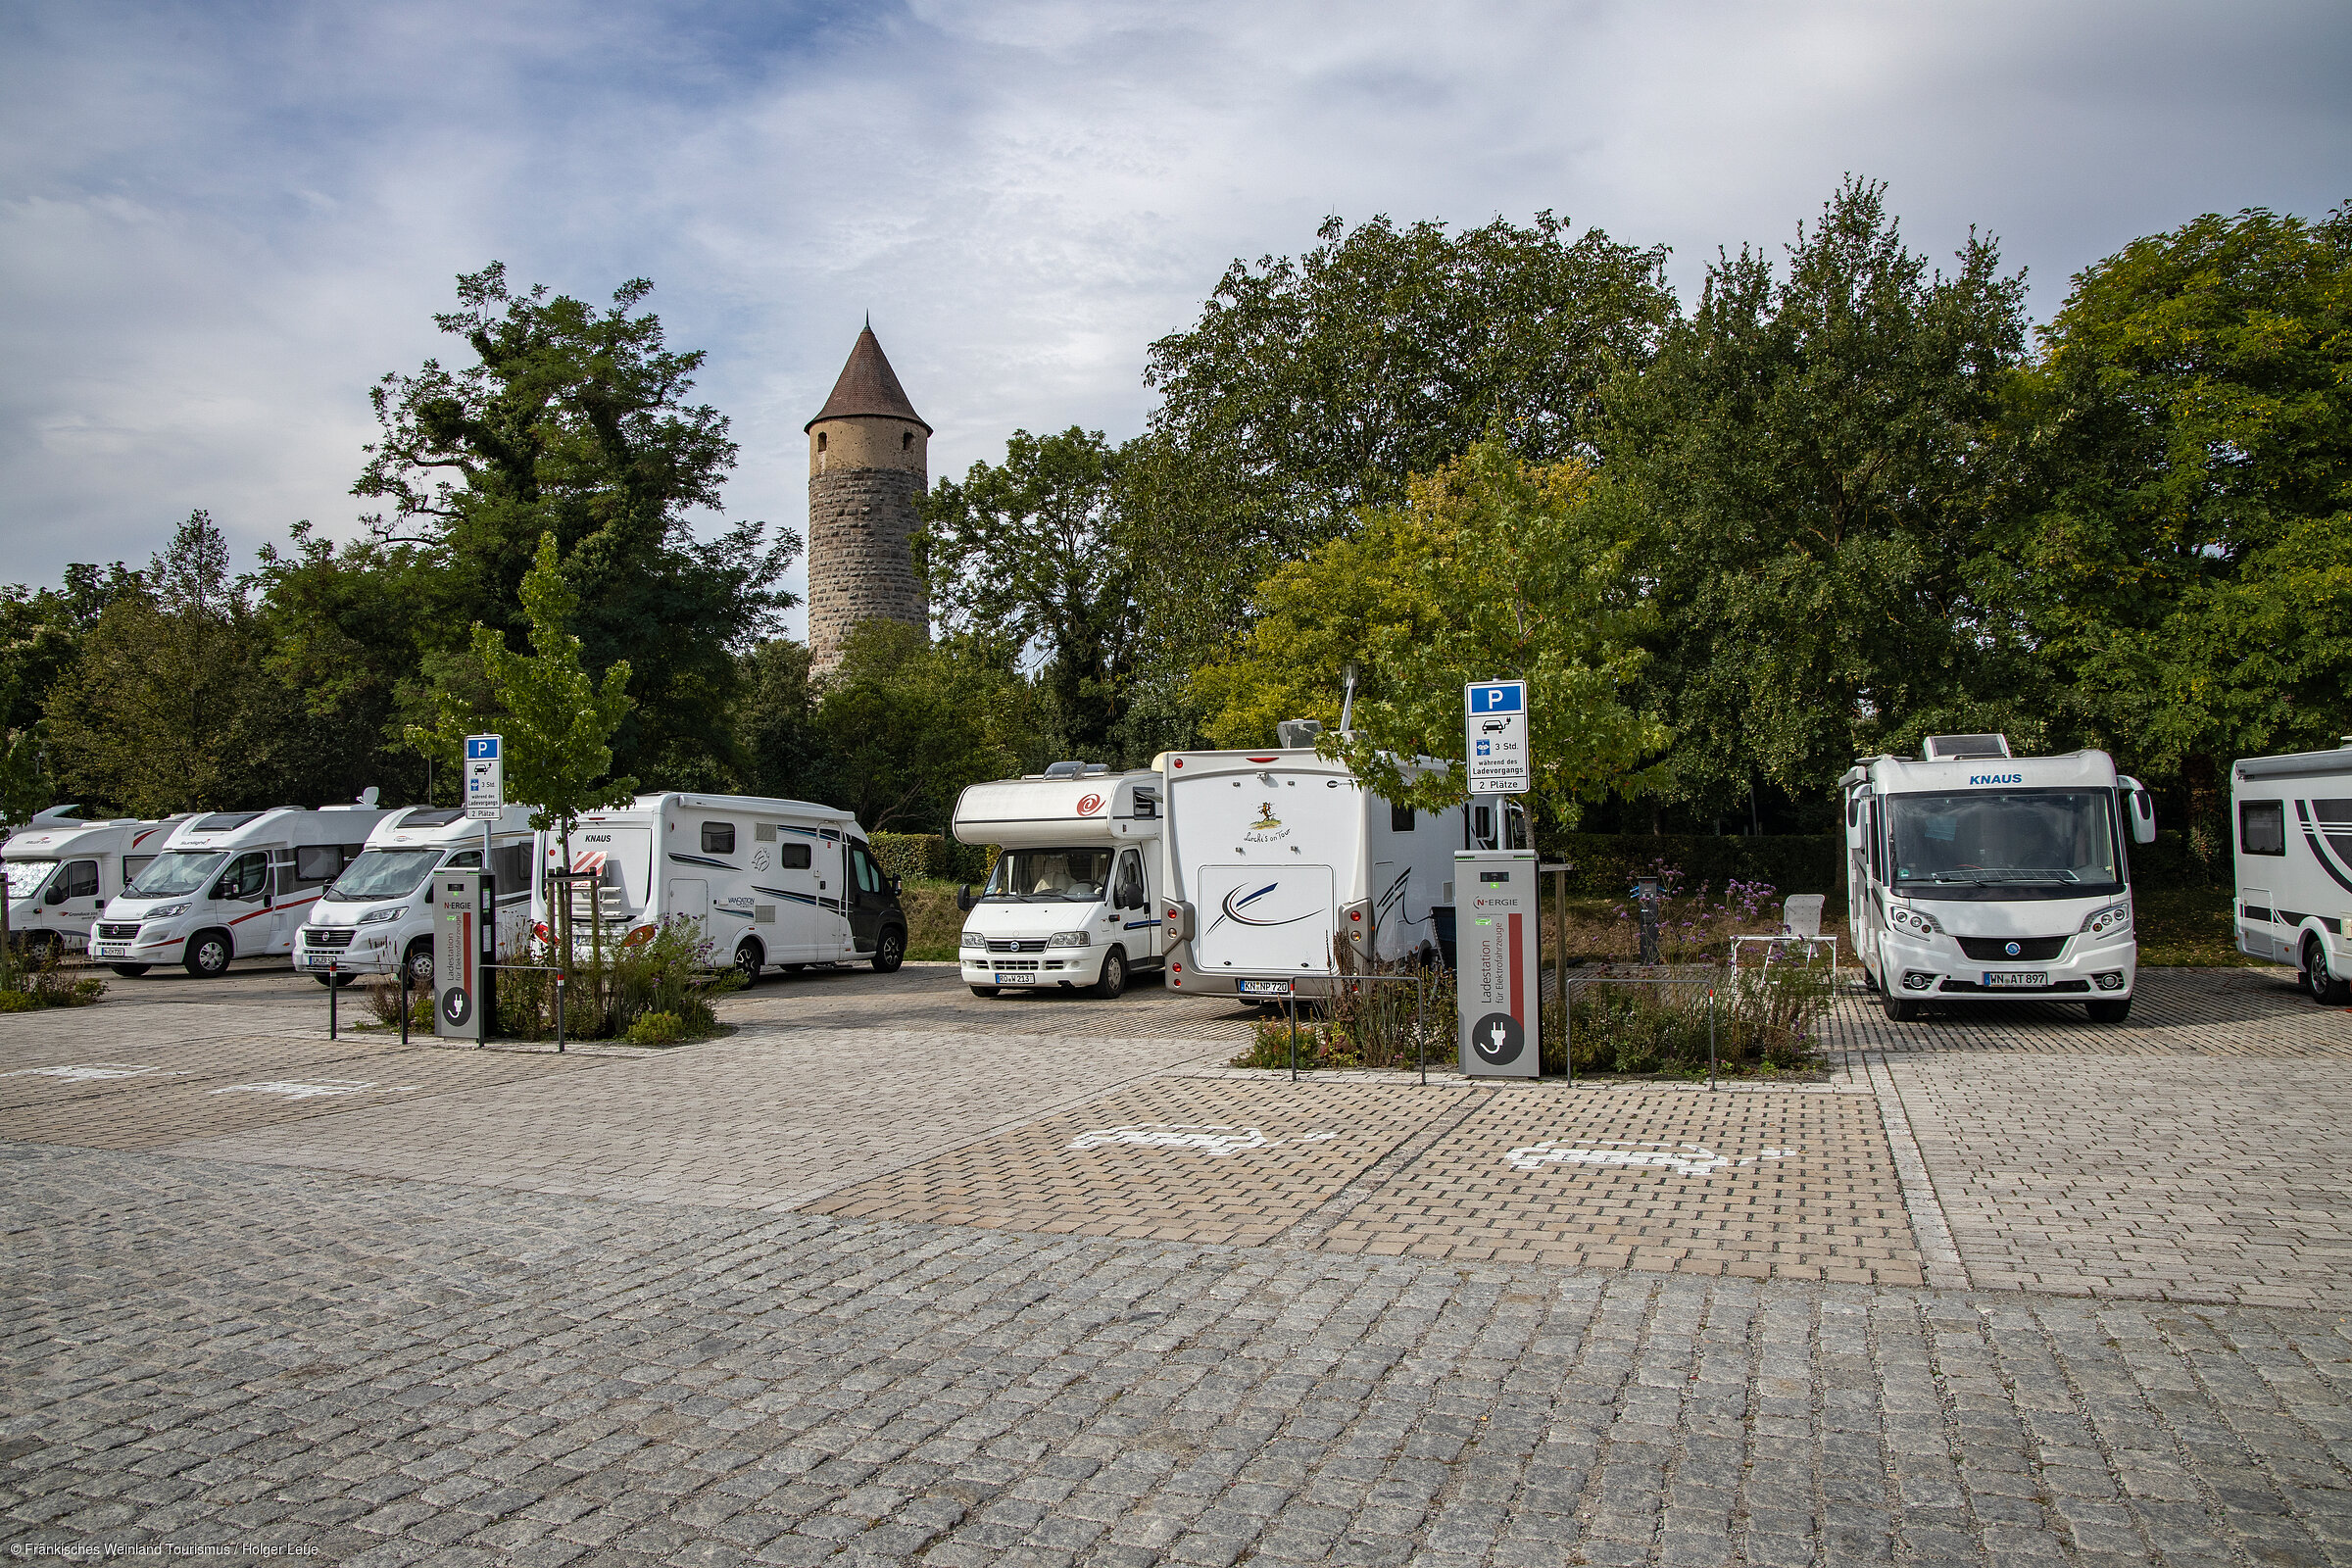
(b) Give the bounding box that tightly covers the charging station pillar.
[1456,849,1540,1078]
[434,870,484,1043]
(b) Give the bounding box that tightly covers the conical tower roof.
[805,321,931,433]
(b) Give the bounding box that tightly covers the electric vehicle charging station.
[1457,848,1540,1077]
[432,869,495,1042]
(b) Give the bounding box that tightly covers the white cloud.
[2,0,2346,637]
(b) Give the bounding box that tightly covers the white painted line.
[1505,1141,1801,1177]
[209,1080,420,1101]
[1070,1123,1272,1155]
[1862,1051,1970,1291]
[3,1063,187,1083]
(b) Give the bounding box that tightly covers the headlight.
[359,906,406,925]
[2079,901,2132,938]
[145,903,188,920]
[1888,906,1941,938]
[1047,930,1092,948]
[959,931,986,950]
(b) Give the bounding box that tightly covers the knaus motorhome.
[1157,740,1472,998]
[3,808,185,956]
[2230,741,2352,1003]
[1840,735,2156,1022]
[89,800,395,976]
[293,804,538,985]
[532,793,907,981]
[952,764,1162,999]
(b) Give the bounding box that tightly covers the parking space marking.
[209,1079,419,1100]
[1,1063,187,1083]
[1504,1139,1802,1176]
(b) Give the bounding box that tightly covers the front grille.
[988,958,1041,971]
[988,939,1048,954]
[1956,935,2067,961]
[1939,978,2089,994]
[97,923,140,941]
[303,928,357,949]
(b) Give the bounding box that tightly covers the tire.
[1881,988,1919,1022]
[733,939,765,988]
[2085,998,2132,1023]
[871,927,905,974]
[109,963,150,977]
[2303,936,2350,1005]
[969,985,1001,998]
[314,971,358,988]
[1093,946,1128,1000]
[403,940,434,990]
[182,931,232,979]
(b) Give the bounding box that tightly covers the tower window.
[902,430,913,450]
[816,431,827,452]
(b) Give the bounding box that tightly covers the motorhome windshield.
[983,849,1114,903]
[1887,789,2122,898]
[4,860,58,899]
[127,851,226,898]
[324,848,443,902]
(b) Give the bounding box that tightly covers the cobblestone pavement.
[6,1143,2351,1568]
[719,966,1262,1042]
[1829,966,2351,1057]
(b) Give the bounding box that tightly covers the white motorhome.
[3,808,185,956]
[2230,741,2352,1003]
[88,800,395,977]
[1839,735,2156,1022]
[292,804,539,986]
[531,793,908,982]
[952,764,1163,999]
[1157,739,1478,999]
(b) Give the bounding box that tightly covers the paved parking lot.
[2,958,2349,1564]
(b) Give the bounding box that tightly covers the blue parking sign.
[1468,683,1523,714]
[1462,681,1530,794]
[466,736,500,760]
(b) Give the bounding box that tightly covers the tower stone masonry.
[805,323,930,675]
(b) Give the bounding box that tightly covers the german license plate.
[1240,978,1292,996]
[91,943,128,959]
[301,953,341,969]
[993,972,1035,986]
[1982,970,2047,988]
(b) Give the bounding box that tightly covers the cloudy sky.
[5,0,2347,635]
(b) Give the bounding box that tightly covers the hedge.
[868,832,997,885]
[1546,834,1840,898]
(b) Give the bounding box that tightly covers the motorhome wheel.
[2085,998,2132,1024]
[183,931,231,978]
[403,940,434,989]
[1094,947,1127,1000]
[969,985,1000,997]
[109,963,150,977]
[871,928,904,973]
[1880,988,1919,1023]
[2304,936,2350,1005]
[733,940,764,987]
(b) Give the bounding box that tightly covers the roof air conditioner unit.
[1275,718,1324,749]
[1921,733,2012,761]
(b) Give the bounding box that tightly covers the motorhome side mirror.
[956,883,975,912]
[890,875,903,897]
[43,884,66,905]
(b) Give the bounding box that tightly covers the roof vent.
[1276,717,1325,749]
[1042,760,1107,779]
[1921,733,2012,761]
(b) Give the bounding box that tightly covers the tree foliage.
[1196,442,1667,829]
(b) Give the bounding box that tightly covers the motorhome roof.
[2234,742,2352,782]
[1850,749,2118,789]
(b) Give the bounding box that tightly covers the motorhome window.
[491,844,531,895]
[1134,790,1158,819]
[57,861,98,900]
[852,847,883,894]
[122,857,153,887]
[1115,851,1144,908]
[191,812,263,833]
[983,849,1115,903]
[702,823,736,855]
[1390,801,1414,832]
[445,850,482,870]
[220,853,269,899]
[1886,790,2122,897]
[324,849,442,902]
[294,845,345,883]
[127,852,226,898]
[779,843,811,870]
[3,860,58,899]
[2238,800,2285,857]
[400,808,467,829]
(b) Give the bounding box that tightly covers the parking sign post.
[1464,681,1530,798]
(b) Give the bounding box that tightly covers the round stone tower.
[805,321,931,675]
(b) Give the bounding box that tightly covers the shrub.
[0,948,107,1009]
[364,974,432,1031]
[496,915,740,1044]
[868,832,945,883]
[625,1009,685,1046]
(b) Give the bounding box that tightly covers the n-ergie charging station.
[1456,849,1539,1077]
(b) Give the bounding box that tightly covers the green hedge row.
[869,832,997,885]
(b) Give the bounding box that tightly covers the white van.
[952,764,1163,999]
[88,800,395,977]
[531,793,908,982]
[1157,742,1463,999]
[292,805,538,987]
[2230,741,2352,1002]
[1840,735,2156,1022]
[3,808,186,956]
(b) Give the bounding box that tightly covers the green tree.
[359,264,795,786]
[919,427,1139,760]
[2004,201,2352,821]
[803,622,1037,834]
[412,532,636,861]
[1194,441,1667,830]
[1130,212,1677,707]
[1591,176,2033,825]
